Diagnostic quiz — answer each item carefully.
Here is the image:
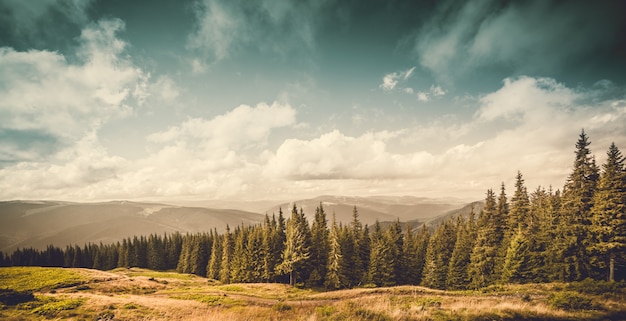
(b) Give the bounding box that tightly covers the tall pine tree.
[590,143,626,281]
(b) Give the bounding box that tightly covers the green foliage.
[353,308,392,321]
[422,219,456,289]
[171,293,226,305]
[547,291,593,310]
[565,278,625,295]
[0,267,86,292]
[469,189,504,289]
[316,305,336,317]
[31,297,84,317]
[272,302,292,312]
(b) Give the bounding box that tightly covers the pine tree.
[368,220,395,287]
[325,213,346,289]
[412,224,430,285]
[276,205,310,286]
[207,230,222,280]
[590,143,626,281]
[509,171,531,232]
[147,234,165,271]
[501,227,530,283]
[402,224,419,285]
[219,226,233,283]
[230,226,247,282]
[422,219,456,289]
[261,214,275,282]
[469,189,504,288]
[447,211,475,289]
[552,130,599,281]
[349,206,366,285]
[309,203,330,287]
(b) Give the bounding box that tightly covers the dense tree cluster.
[2,131,625,288]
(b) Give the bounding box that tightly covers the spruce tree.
[309,203,330,287]
[590,143,626,281]
[207,231,222,279]
[276,206,310,286]
[501,227,530,283]
[349,206,367,285]
[447,213,475,289]
[552,130,599,281]
[219,226,233,283]
[368,220,395,287]
[469,189,504,288]
[422,219,456,289]
[509,171,531,232]
[325,213,346,289]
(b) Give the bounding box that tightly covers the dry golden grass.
[1,267,625,321]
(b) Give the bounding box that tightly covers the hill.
[0,200,264,252]
[265,195,466,226]
[1,267,624,321]
[0,195,469,252]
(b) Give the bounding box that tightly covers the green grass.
[31,297,84,317]
[170,293,242,307]
[124,269,199,281]
[0,267,86,292]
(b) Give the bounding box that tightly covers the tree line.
[1,130,625,289]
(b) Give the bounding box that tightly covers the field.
[1,267,625,321]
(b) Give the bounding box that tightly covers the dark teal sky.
[1,0,625,202]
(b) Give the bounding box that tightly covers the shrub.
[566,278,624,295]
[0,289,34,305]
[547,291,593,310]
[316,305,335,317]
[31,298,84,317]
[272,302,292,312]
[353,308,392,321]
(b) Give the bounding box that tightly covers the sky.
[1,0,625,203]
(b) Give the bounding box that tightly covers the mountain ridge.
[1,195,471,252]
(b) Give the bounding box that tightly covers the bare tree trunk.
[290,270,295,287]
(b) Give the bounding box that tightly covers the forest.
[2,130,625,290]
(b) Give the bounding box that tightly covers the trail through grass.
[0,267,625,321]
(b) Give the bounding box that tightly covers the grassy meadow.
[1,267,625,320]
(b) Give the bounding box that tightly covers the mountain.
[0,196,471,253]
[0,200,264,252]
[265,195,467,226]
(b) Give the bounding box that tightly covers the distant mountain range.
[0,196,473,252]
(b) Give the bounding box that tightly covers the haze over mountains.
[0,196,470,252]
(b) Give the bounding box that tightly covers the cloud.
[2,74,625,201]
[151,76,180,101]
[416,85,447,102]
[380,66,416,91]
[0,18,149,163]
[414,1,626,83]
[148,102,295,151]
[265,130,435,180]
[188,0,331,63]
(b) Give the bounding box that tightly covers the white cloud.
[148,102,295,151]
[2,75,626,202]
[417,92,429,102]
[475,77,576,122]
[265,130,435,180]
[416,85,447,102]
[380,66,416,91]
[151,76,180,101]
[0,19,148,152]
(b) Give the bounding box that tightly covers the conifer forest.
[3,130,626,290]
